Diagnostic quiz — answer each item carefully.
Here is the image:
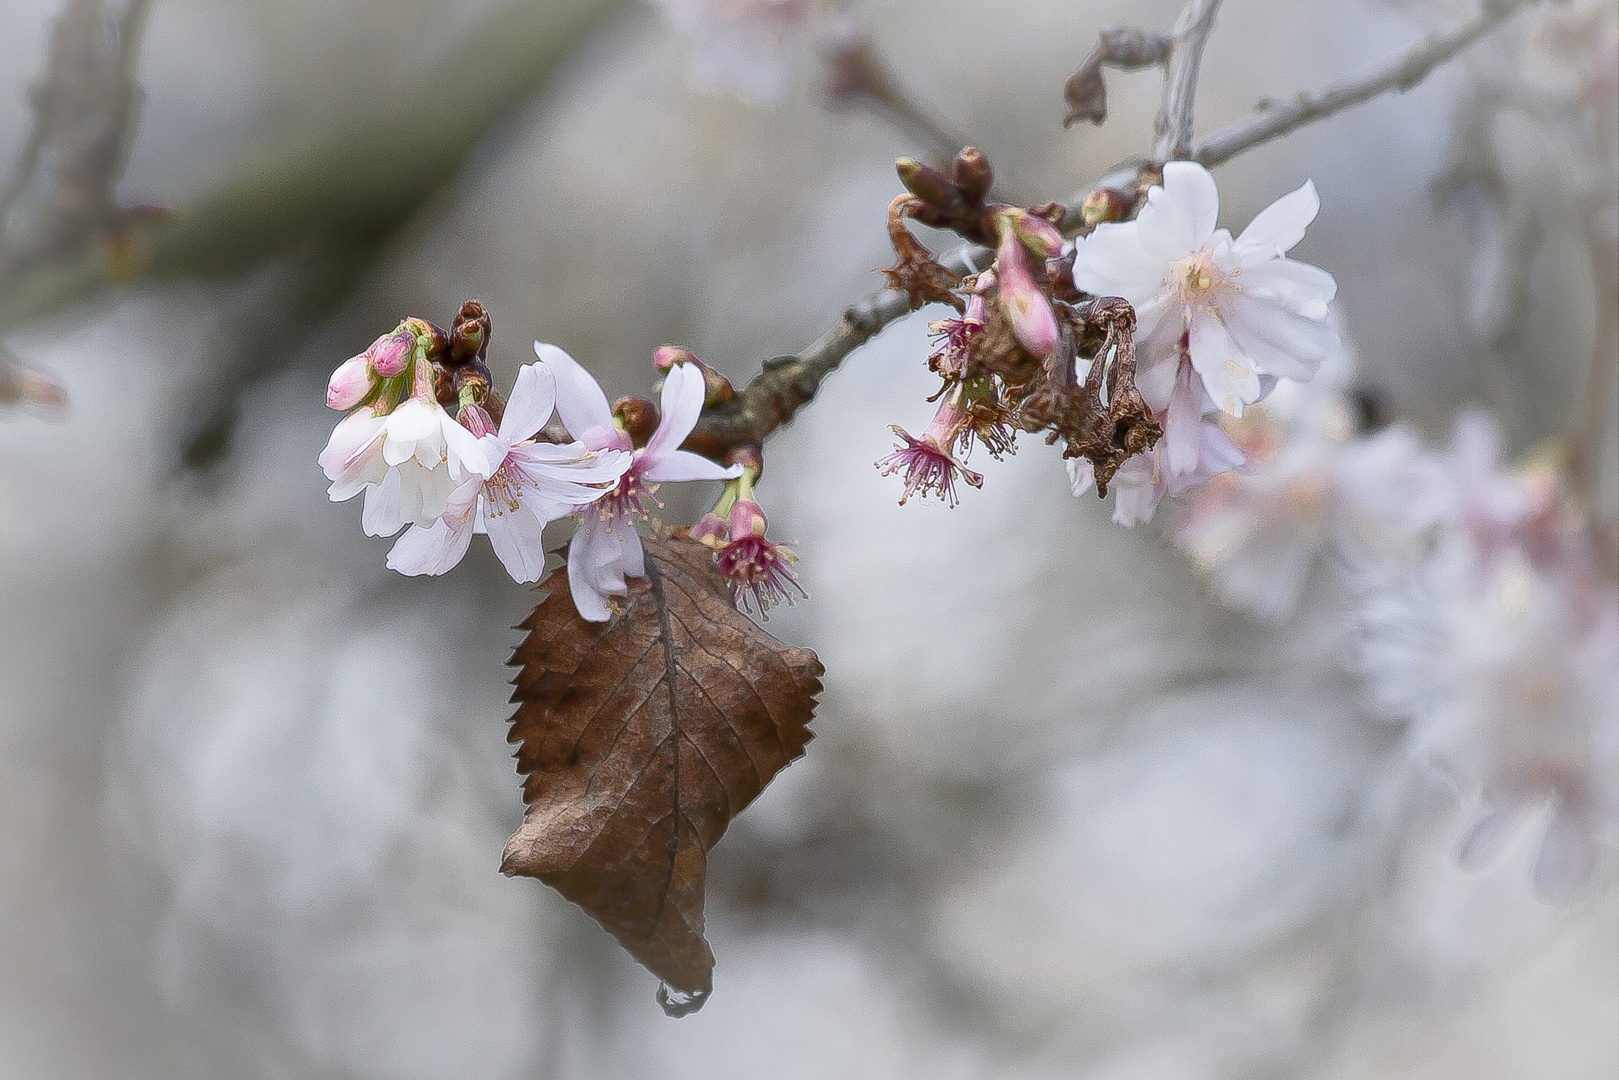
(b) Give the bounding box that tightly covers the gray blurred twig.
[1190,0,1543,168]
[1152,0,1226,160]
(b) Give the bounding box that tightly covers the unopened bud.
[995,229,1060,360]
[613,396,658,447]
[654,345,735,407]
[895,158,960,212]
[401,317,448,365]
[1001,208,1064,259]
[327,354,373,411]
[368,329,414,378]
[951,147,993,203]
[1080,187,1131,227]
[449,300,492,365]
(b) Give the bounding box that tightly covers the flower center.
[484,461,526,515]
[1168,250,1226,306]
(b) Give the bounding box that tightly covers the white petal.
[534,342,615,447]
[1534,798,1596,903]
[318,409,387,487]
[567,520,624,622]
[397,460,458,528]
[1188,313,1261,417]
[499,363,558,445]
[440,411,490,479]
[386,507,476,576]
[1236,260,1337,322]
[485,504,552,583]
[1233,178,1319,260]
[1111,469,1165,527]
[381,400,438,465]
[1163,361,1202,478]
[360,467,407,537]
[1136,161,1219,261]
[643,448,743,484]
[1071,222,1165,305]
[643,361,708,465]
[1221,294,1339,381]
[1067,456,1096,497]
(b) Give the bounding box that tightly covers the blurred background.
[0,0,1614,1077]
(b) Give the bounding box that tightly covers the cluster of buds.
[876,147,1162,506]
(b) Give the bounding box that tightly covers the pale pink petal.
[320,410,388,499]
[1233,179,1319,261]
[643,448,744,484]
[1458,800,1525,870]
[1071,222,1165,305]
[1067,456,1096,497]
[1163,360,1203,478]
[1221,294,1338,381]
[1188,313,1261,416]
[395,459,458,528]
[534,342,617,449]
[439,410,489,479]
[386,495,477,576]
[1136,161,1219,262]
[498,362,558,445]
[567,519,627,622]
[1237,258,1337,316]
[1534,798,1597,903]
[360,467,407,537]
[642,361,708,465]
[485,504,553,584]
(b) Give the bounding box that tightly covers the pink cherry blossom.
[535,342,743,622]
[386,363,632,583]
[1072,160,1339,418]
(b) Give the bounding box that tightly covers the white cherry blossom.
[649,0,813,104]
[319,396,489,537]
[536,342,743,622]
[386,363,632,583]
[1072,160,1339,418]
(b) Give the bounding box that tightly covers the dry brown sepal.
[503,534,824,1016]
[879,195,964,310]
[1018,298,1160,495]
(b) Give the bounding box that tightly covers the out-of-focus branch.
[0,0,156,307]
[1190,0,1542,168]
[1064,26,1173,128]
[1152,0,1226,161]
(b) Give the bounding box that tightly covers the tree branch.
[1152,0,1226,161]
[1190,0,1540,168]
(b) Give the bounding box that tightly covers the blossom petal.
[381,400,438,465]
[567,518,643,622]
[1238,258,1337,317]
[643,448,743,484]
[1534,798,1596,903]
[1188,313,1261,416]
[1221,294,1339,381]
[386,498,477,577]
[642,361,708,465]
[1071,222,1165,306]
[498,362,558,445]
[1233,179,1319,261]
[320,409,388,498]
[360,467,407,537]
[485,504,553,583]
[1164,360,1202,478]
[1136,161,1219,262]
[440,411,490,479]
[535,341,617,448]
[1067,456,1096,497]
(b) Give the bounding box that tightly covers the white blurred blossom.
[647,0,816,103]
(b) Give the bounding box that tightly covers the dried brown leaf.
[503,534,823,1016]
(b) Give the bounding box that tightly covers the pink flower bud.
[1005,209,1064,259]
[689,511,729,549]
[652,345,698,371]
[995,230,1060,359]
[727,497,769,540]
[326,355,373,411]
[368,329,414,378]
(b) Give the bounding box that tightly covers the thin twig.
[1190,0,1540,168]
[1152,0,1226,161]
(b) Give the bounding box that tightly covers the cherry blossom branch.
[1189,0,1543,168]
[685,0,1545,463]
[1152,0,1227,161]
[825,38,969,172]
